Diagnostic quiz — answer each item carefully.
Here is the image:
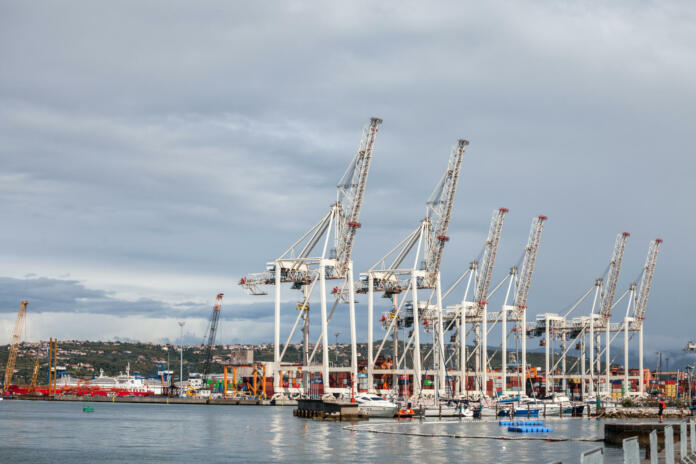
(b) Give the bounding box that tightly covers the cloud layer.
[1,1,694,363]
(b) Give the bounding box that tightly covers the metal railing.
[546,419,696,464]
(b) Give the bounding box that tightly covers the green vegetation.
[1,340,574,386]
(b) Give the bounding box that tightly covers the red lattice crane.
[201,293,223,385]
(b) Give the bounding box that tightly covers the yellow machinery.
[28,359,40,393]
[223,364,266,398]
[3,301,28,392]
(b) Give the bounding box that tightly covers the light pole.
[179,322,185,397]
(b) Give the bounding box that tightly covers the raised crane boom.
[475,208,508,307]
[632,238,662,327]
[514,215,548,308]
[424,139,468,284]
[599,232,630,321]
[240,117,382,295]
[201,293,223,385]
[3,300,28,392]
[335,117,382,275]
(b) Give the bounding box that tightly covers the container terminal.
[1,118,687,418]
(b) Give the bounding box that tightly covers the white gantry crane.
[619,238,663,395]
[525,232,630,397]
[598,232,630,393]
[240,117,382,396]
[577,236,660,399]
[469,208,508,396]
[437,207,508,398]
[485,215,547,397]
[357,139,467,398]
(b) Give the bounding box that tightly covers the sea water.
[0,400,624,463]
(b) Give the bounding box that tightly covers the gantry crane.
[470,208,508,395]
[240,118,382,395]
[617,238,662,395]
[3,300,28,393]
[599,232,630,323]
[598,232,630,390]
[525,232,631,397]
[482,215,547,396]
[201,293,223,387]
[358,139,467,397]
[431,207,508,398]
[631,238,662,330]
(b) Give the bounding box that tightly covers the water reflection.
[0,401,628,463]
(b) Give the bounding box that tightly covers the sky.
[1,1,695,367]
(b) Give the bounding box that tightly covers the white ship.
[85,364,172,395]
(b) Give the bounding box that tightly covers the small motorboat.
[562,404,585,416]
[354,394,399,418]
[395,407,415,418]
[497,407,540,417]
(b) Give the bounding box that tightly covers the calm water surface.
[1,400,624,463]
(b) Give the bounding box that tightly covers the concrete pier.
[293,399,367,421]
[11,395,276,405]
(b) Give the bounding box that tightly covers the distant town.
[2,338,575,384]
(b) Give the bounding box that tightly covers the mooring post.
[648,429,657,464]
[622,436,640,464]
[665,425,675,464]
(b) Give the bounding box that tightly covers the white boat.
[355,394,399,418]
[423,403,474,417]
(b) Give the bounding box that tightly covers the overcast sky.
[1,1,694,366]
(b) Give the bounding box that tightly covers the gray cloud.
[0,1,694,359]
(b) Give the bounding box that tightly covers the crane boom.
[475,208,508,306]
[632,238,662,326]
[28,359,40,393]
[240,117,382,294]
[425,139,468,284]
[201,293,223,385]
[514,215,547,308]
[335,117,382,275]
[599,232,630,321]
[3,300,28,392]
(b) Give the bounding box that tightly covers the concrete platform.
[11,395,272,405]
[604,421,685,451]
[294,398,367,421]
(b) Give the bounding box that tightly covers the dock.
[10,395,278,406]
[293,398,367,421]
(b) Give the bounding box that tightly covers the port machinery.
[3,300,28,393]
[430,212,546,398]
[235,117,663,401]
[526,235,662,399]
[240,117,382,396]
[356,139,467,398]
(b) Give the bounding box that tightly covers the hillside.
[1,340,577,385]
